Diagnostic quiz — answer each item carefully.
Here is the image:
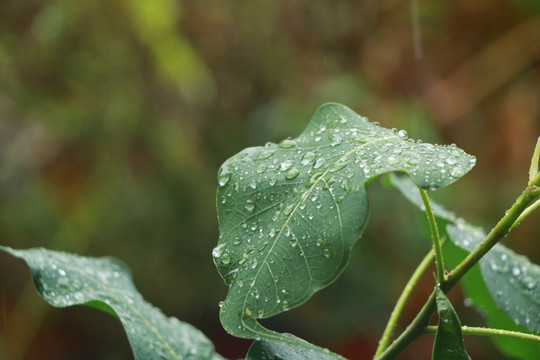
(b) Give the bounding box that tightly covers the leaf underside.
[214,103,475,344]
[433,287,472,360]
[1,246,219,360]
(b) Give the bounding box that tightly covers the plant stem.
[374,249,436,357]
[374,291,437,360]
[510,198,540,231]
[424,325,540,342]
[376,173,540,360]
[418,188,445,284]
[445,177,540,289]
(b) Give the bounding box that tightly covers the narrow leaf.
[215,103,475,342]
[1,246,219,360]
[246,334,345,360]
[433,287,471,360]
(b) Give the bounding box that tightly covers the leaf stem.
[418,188,446,284]
[445,179,539,289]
[424,325,540,343]
[376,173,540,360]
[374,248,436,357]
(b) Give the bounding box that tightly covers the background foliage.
[0,1,539,359]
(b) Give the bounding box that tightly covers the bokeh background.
[1,0,540,359]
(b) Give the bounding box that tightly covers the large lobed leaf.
[1,246,222,360]
[433,287,471,360]
[214,103,475,344]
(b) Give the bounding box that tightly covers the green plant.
[2,103,540,359]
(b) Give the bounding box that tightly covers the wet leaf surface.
[433,287,471,360]
[215,103,475,343]
[246,334,345,360]
[1,246,221,360]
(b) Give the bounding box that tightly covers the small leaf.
[447,224,540,334]
[215,103,475,342]
[433,287,472,360]
[246,334,345,360]
[1,246,220,360]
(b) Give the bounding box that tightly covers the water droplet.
[284,204,295,216]
[314,158,327,169]
[302,151,316,162]
[221,254,230,265]
[387,155,399,165]
[233,237,242,245]
[258,150,275,159]
[512,266,521,276]
[280,160,294,171]
[256,163,267,173]
[245,200,255,212]
[323,249,330,258]
[450,166,465,178]
[218,173,231,187]
[330,162,347,172]
[249,179,257,189]
[397,130,408,139]
[285,168,300,180]
[279,138,296,149]
[212,244,226,259]
[268,177,277,185]
[58,269,66,277]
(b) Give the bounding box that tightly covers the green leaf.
[447,224,540,334]
[444,240,540,360]
[246,334,345,360]
[433,287,472,360]
[215,103,475,343]
[1,246,220,360]
[390,174,540,357]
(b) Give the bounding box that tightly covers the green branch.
[424,325,540,343]
[376,172,540,360]
[374,248,436,357]
[418,188,445,284]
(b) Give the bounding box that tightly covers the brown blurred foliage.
[0,0,539,359]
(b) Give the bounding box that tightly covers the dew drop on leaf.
[278,138,296,149]
[245,200,255,212]
[218,173,231,187]
[397,129,408,139]
[280,160,294,171]
[313,158,326,169]
[285,168,300,180]
[256,163,267,173]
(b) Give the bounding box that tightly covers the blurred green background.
[1,0,540,359]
